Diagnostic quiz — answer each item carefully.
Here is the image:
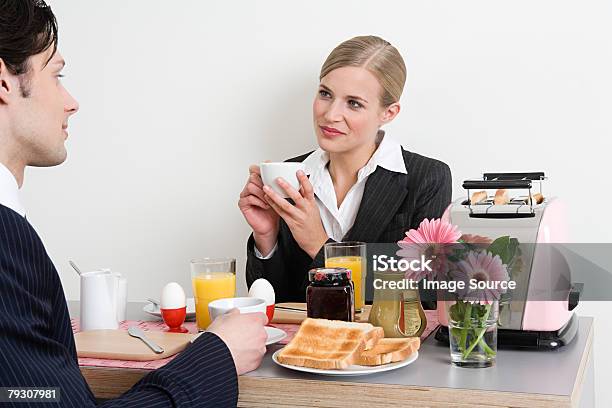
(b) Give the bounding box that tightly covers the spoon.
[147,298,160,308]
[128,326,164,354]
[69,260,82,276]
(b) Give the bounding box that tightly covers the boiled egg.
[249,278,275,305]
[160,282,186,310]
[248,278,275,322]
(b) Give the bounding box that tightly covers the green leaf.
[449,303,463,322]
[474,303,488,319]
[507,238,519,261]
[487,236,519,265]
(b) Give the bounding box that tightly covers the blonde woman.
[239,35,451,302]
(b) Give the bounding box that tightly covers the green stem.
[466,327,495,356]
[479,337,496,356]
[462,304,492,359]
[459,302,472,352]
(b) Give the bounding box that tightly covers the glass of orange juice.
[324,242,366,312]
[191,258,236,331]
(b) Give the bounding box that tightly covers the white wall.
[22,0,611,405]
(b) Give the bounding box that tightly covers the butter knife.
[275,305,306,312]
[128,326,164,354]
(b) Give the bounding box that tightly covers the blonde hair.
[319,35,407,107]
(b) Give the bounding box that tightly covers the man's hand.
[206,309,268,375]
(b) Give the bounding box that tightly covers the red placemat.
[73,310,439,370]
[72,319,200,369]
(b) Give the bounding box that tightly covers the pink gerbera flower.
[401,218,462,245]
[451,251,510,304]
[397,218,462,281]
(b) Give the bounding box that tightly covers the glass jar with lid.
[368,270,426,337]
[306,267,354,322]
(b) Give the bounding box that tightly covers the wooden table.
[70,302,594,407]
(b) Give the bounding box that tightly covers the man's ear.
[380,102,400,124]
[0,58,15,105]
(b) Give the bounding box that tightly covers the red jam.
[306,268,354,322]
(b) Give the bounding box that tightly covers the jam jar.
[306,268,354,322]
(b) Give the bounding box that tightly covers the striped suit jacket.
[246,148,452,303]
[0,204,238,407]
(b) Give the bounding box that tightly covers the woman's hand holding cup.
[262,170,328,259]
[238,164,280,256]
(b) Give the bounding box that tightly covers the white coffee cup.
[260,162,305,198]
[80,269,128,331]
[208,297,267,322]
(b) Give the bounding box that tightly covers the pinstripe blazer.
[0,204,238,407]
[246,148,452,303]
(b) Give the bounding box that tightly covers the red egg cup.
[161,306,188,333]
[266,304,275,325]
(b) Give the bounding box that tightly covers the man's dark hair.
[0,0,58,96]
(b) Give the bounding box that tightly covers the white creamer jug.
[80,269,127,331]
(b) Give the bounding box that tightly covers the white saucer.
[272,349,418,376]
[191,326,286,345]
[143,298,196,320]
[266,326,287,345]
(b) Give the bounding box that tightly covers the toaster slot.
[483,172,545,181]
[469,212,536,219]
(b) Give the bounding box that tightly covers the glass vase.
[446,300,499,368]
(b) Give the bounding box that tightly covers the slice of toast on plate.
[354,337,420,366]
[277,318,384,370]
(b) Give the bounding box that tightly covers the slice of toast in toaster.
[354,337,420,366]
[470,190,488,204]
[532,192,544,204]
[523,192,544,205]
[494,189,509,205]
[277,318,384,370]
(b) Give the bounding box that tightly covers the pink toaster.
[435,172,581,349]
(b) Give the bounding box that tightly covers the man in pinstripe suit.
[0,1,266,406]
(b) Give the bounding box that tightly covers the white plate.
[272,349,418,376]
[266,326,287,346]
[143,298,196,320]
